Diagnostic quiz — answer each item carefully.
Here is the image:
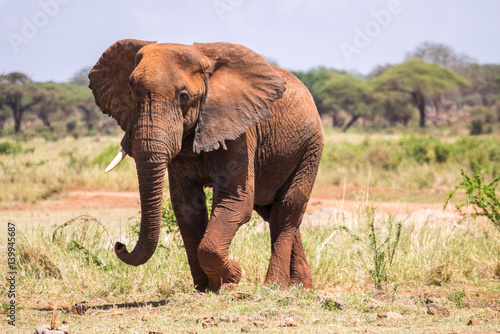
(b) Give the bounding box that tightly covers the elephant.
[88,39,324,292]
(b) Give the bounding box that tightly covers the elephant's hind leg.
[290,229,313,288]
[264,141,322,289]
[264,197,310,289]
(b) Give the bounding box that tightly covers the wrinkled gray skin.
[89,39,323,292]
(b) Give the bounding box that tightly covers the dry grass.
[1,204,499,333]
[0,136,137,204]
[2,131,500,204]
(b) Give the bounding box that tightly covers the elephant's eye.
[179,90,190,108]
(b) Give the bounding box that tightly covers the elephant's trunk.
[115,97,182,266]
[115,158,167,266]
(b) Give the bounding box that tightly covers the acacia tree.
[406,42,476,116]
[373,60,470,127]
[406,42,475,69]
[318,74,376,131]
[59,83,100,130]
[0,72,44,133]
[31,82,65,131]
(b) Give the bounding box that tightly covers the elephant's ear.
[88,39,156,131]
[192,42,286,153]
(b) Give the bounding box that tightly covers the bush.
[0,141,22,155]
[93,143,122,167]
[445,169,500,230]
[398,135,449,164]
[66,119,78,133]
[365,145,401,170]
[469,107,496,135]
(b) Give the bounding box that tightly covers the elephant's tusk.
[105,149,127,173]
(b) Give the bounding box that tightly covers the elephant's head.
[89,39,286,266]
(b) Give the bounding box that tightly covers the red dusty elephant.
[89,39,324,292]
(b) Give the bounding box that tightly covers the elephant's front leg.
[197,189,254,292]
[169,175,209,291]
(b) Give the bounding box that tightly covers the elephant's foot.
[193,277,210,292]
[289,268,313,289]
[263,277,289,290]
[207,259,242,292]
[263,265,290,290]
[264,255,312,290]
[289,235,313,289]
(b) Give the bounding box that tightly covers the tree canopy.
[372,59,471,127]
[317,74,375,131]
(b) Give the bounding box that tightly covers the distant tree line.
[292,42,500,133]
[0,66,114,137]
[1,42,499,137]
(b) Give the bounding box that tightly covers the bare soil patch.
[1,186,452,215]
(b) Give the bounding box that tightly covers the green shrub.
[93,143,122,167]
[398,135,449,164]
[469,119,484,135]
[445,169,500,229]
[0,141,22,155]
[365,145,401,170]
[66,119,78,133]
[469,107,496,135]
[338,209,404,290]
[39,129,60,142]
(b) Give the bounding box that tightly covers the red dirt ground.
[0,186,454,215]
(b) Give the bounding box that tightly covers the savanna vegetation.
[1,42,500,333]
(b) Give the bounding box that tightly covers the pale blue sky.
[1,0,498,82]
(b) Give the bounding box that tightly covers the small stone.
[467,317,480,326]
[56,324,70,334]
[199,316,216,328]
[241,326,251,332]
[282,317,298,327]
[392,294,415,307]
[371,290,391,302]
[253,320,265,327]
[386,312,403,319]
[318,295,346,310]
[426,303,450,318]
[232,292,251,300]
[66,301,89,315]
[236,316,248,323]
[426,297,448,306]
[334,301,346,310]
[219,316,230,322]
[34,326,65,334]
